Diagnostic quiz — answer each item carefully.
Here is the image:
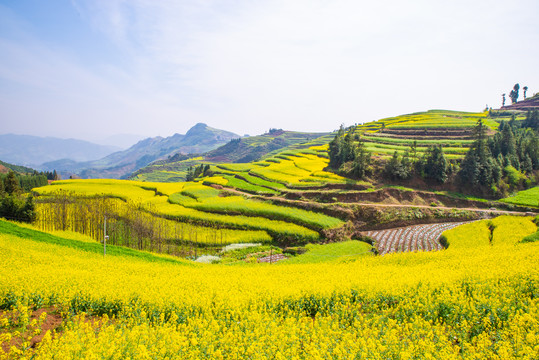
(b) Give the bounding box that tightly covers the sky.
[0,0,538,145]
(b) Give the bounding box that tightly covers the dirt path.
[258,193,533,216]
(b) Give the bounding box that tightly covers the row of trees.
[0,171,50,192]
[328,125,372,179]
[35,191,223,257]
[186,164,212,181]
[0,172,36,222]
[384,145,451,184]
[503,83,530,106]
[328,125,451,184]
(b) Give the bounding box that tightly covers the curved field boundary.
[365,222,469,255]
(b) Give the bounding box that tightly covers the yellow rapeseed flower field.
[1,215,538,359]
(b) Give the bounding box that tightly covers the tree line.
[35,191,223,257]
[186,164,212,181]
[458,110,539,196]
[328,125,452,185]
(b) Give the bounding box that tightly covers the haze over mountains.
[0,134,121,167]
[29,123,240,179]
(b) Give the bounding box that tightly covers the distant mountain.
[0,134,121,167]
[131,130,332,182]
[43,123,240,179]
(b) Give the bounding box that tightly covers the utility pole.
[103,215,108,257]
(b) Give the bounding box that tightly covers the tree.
[328,125,346,168]
[523,86,528,99]
[422,146,448,184]
[502,93,506,107]
[384,151,411,180]
[350,141,371,179]
[509,83,520,104]
[524,109,539,130]
[4,172,21,195]
[18,195,36,222]
[185,166,195,182]
[500,124,517,156]
[410,140,418,163]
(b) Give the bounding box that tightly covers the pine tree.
[4,172,21,195]
[18,195,36,222]
[500,125,517,156]
[522,154,533,174]
[350,141,371,179]
[524,109,539,130]
[328,125,346,168]
[185,167,194,182]
[423,146,448,184]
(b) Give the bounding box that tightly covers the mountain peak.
[185,123,208,136]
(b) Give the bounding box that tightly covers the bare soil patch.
[1,307,63,354]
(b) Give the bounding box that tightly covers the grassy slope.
[0,219,190,265]
[284,240,373,264]
[500,186,539,207]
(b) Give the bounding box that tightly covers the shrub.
[283,247,308,256]
[521,231,539,243]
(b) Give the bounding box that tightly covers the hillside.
[501,92,539,111]
[355,110,498,159]
[132,130,332,182]
[0,134,121,167]
[42,123,240,179]
[0,159,37,174]
[205,130,331,163]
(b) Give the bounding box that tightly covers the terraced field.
[132,131,333,182]
[31,109,533,259]
[365,222,469,254]
[32,151,349,252]
[355,110,498,159]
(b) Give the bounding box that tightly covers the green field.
[284,240,373,264]
[500,187,539,207]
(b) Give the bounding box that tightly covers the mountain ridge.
[42,123,240,179]
[0,134,121,167]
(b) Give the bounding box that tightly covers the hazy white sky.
[0,0,538,143]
